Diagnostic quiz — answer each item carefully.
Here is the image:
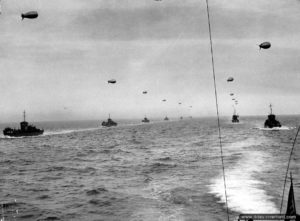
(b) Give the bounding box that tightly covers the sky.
[0,0,300,122]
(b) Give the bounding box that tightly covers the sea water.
[0,116,299,221]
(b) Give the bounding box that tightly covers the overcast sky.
[1,0,300,122]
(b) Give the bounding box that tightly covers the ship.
[264,104,281,128]
[101,114,117,127]
[164,116,169,121]
[232,108,239,123]
[232,114,239,123]
[180,116,183,120]
[3,111,44,137]
[142,116,150,123]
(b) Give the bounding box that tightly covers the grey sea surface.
[0,116,299,221]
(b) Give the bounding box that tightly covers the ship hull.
[142,118,150,123]
[232,115,239,123]
[101,122,117,127]
[102,124,117,127]
[3,130,44,137]
[264,114,281,128]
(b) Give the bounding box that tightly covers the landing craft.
[162,99,166,102]
[227,77,234,82]
[108,79,116,84]
[21,11,38,20]
[142,91,147,94]
[178,102,182,105]
[258,42,271,50]
[230,93,234,96]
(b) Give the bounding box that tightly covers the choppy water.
[0,116,299,221]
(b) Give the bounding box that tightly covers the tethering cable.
[204,0,230,220]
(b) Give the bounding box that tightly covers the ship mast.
[269,104,273,114]
[23,110,26,122]
[233,105,236,115]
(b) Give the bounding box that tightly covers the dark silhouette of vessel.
[164,116,169,121]
[264,104,281,128]
[232,114,239,123]
[101,114,117,127]
[142,116,150,123]
[180,116,183,120]
[3,111,44,137]
[232,108,239,123]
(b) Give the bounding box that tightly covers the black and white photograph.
[0,0,299,220]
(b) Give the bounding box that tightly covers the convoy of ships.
[2,105,283,137]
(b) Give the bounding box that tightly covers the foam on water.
[255,126,294,131]
[0,135,24,139]
[43,127,100,136]
[209,138,279,213]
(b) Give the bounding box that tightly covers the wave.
[88,199,112,207]
[36,195,50,200]
[157,157,172,161]
[133,177,186,221]
[146,162,177,174]
[86,187,108,196]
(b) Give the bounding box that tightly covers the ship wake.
[208,139,278,213]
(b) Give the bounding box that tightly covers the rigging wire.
[204,0,230,220]
[280,125,300,213]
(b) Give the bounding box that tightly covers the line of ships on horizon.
[2,104,282,137]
